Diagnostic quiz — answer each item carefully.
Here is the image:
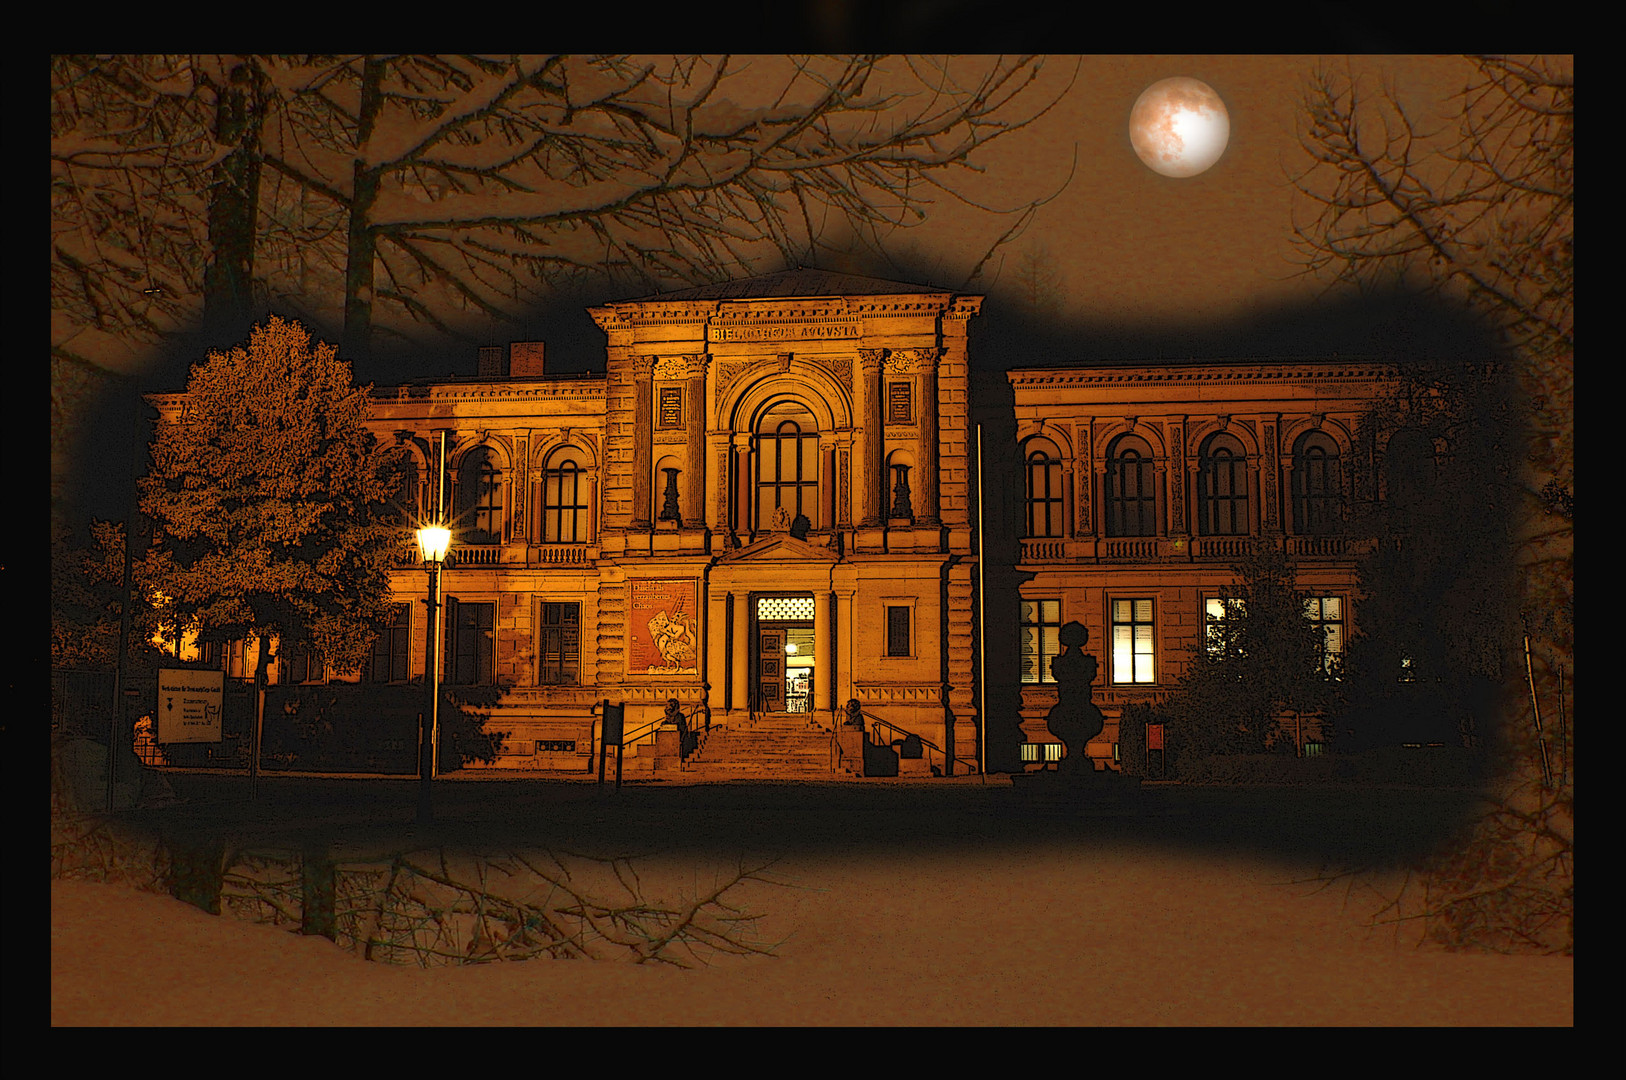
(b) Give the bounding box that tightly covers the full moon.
[1130,76,1230,178]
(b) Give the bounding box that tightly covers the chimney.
[510,341,546,377]
[477,346,507,377]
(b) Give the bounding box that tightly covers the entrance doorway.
[755,595,815,713]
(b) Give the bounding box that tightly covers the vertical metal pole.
[418,567,437,826]
[976,423,986,782]
[1523,635,1553,789]
[433,432,446,779]
[1557,663,1567,789]
[431,563,442,778]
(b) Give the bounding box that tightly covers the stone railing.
[1100,539,1159,560]
[1193,537,1251,559]
[1286,535,1351,557]
[450,544,502,566]
[1020,538,1068,561]
[534,544,591,565]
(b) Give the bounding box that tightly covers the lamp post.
[416,523,451,825]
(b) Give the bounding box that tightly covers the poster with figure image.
[628,579,699,675]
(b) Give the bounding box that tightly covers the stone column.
[684,357,707,527]
[814,589,832,716]
[1263,417,1282,534]
[835,590,855,708]
[630,355,656,529]
[708,588,729,715]
[731,590,751,712]
[733,433,754,536]
[857,349,886,526]
[917,349,941,524]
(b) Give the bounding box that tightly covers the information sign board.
[156,668,225,743]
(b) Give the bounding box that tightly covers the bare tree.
[1289,56,1572,954]
[53,55,1074,369]
[254,54,1074,358]
[1289,56,1571,541]
[1006,239,1063,320]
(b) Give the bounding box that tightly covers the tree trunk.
[342,57,386,362]
[300,838,337,940]
[168,829,225,915]
[251,634,271,798]
[203,58,265,338]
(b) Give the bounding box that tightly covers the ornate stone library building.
[151,268,1396,776]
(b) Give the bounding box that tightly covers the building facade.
[148,269,1400,774]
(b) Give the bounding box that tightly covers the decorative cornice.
[943,296,984,321]
[885,347,942,374]
[1007,363,1399,387]
[654,353,707,380]
[370,382,606,404]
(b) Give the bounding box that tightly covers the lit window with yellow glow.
[1304,596,1344,675]
[1204,597,1245,658]
[1112,599,1155,684]
[1020,599,1061,684]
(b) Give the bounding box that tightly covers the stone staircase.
[677,712,838,780]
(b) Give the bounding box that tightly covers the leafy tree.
[1335,358,1522,752]
[52,520,125,669]
[1163,543,1340,758]
[137,316,405,766]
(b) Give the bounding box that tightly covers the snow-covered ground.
[53,842,1572,1026]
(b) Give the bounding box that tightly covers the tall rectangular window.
[226,638,254,681]
[284,643,325,684]
[445,599,495,686]
[1304,596,1344,676]
[1020,600,1062,684]
[1204,597,1246,659]
[1112,599,1155,684]
[370,603,411,683]
[886,606,911,657]
[538,602,581,685]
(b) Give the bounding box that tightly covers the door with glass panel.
[755,595,815,712]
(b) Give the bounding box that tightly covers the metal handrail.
[859,710,979,776]
[586,700,712,772]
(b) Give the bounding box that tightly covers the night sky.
[55,55,1496,530]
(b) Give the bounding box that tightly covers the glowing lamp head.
[417,525,452,565]
[785,642,798,655]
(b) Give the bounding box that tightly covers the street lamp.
[416,523,452,825]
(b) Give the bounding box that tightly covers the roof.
[620,267,954,302]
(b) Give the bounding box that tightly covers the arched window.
[1106,434,1157,537]
[1292,430,1342,535]
[756,402,820,530]
[541,447,589,543]
[457,446,504,545]
[1023,437,1063,538]
[1197,432,1248,536]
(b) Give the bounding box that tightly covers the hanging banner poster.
[628,579,700,675]
[156,668,225,743]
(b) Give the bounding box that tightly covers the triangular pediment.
[717,532,840,564]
